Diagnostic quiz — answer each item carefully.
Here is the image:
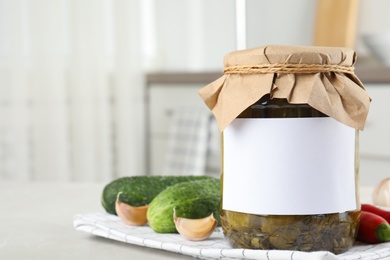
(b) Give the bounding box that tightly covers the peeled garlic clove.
[173,209,217,241]
[115,192,148,226]
[373,178,390,207]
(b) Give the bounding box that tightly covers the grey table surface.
[0,180,374,260]
[0,181,194,260]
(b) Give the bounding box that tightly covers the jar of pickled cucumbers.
[199,45,371,254]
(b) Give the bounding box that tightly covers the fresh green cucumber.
[101,175,214,214]
[147,178,221,233]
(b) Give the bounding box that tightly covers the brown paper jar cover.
[198,45,371,131]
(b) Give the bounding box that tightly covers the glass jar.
[220,96,360,254]
[199,45,371,254]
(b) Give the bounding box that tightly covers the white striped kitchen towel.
[162,107,214,176]
[74,212,390,260]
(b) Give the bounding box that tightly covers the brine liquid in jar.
[220,96,360,254]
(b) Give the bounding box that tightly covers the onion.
[373,178,390,207]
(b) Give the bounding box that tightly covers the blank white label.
[223,117,357,215]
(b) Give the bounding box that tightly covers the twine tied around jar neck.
[223,63,355,75]
[199,46,371,131]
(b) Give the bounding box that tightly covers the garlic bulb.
[115,192,148,226]
[173,209,217,241]
[373,178,390,207]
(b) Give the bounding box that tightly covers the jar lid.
[199,45,371,131]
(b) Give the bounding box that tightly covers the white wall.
[149,0,317,72]
[246,0,316,48]
[356,0,390,57]
[358,0,390,35]
[153,0,237,71]
[147,0,390,70]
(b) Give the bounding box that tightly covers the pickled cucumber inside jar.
[220,210,360,253]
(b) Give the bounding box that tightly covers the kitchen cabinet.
[360,84,390,186]
[145,71,390,187]
[145,72,221,176]
[148,84,207,175]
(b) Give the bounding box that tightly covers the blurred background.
[0,0,389,185]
